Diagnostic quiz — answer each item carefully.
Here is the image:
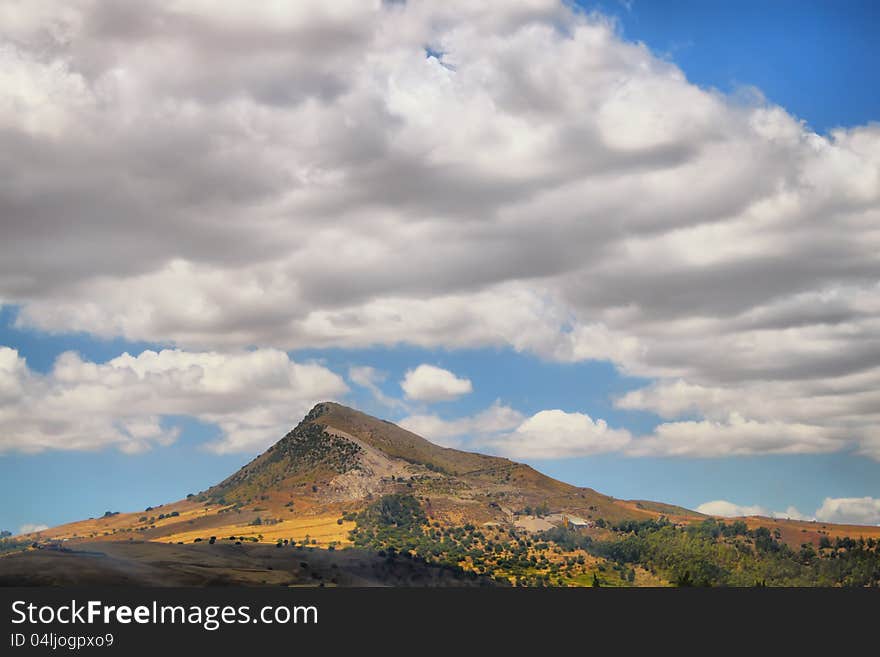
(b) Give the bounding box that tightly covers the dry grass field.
[151,514,355,546]
[736,515,880,548]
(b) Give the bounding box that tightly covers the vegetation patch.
[582,518,880,587]
[349,494,628,586]
[208,421,363,501]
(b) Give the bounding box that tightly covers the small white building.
[563,515,593,529]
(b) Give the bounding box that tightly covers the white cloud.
[348,365,384,390]
[399,400,524,447]
[487,409,631,459]
[17,523,49,535]
[0,2,879,459]
[401,403,631,458]
[696,500,810,521]
[698,497,880,526]
[775,506,811,521]
[348,365,405,409]
[400,364,473,402]
[0,346,347,455]
[626,413,845,458]
[696,500,770,518]
[815,497,880,526]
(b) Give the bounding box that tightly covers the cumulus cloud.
[699,497,880,525]
[775,506,811,521]
[16,523,49,536]
[399,400,524,447]
[404,403,630,457]
[815,497,880,526]
[0,346,346,455]
[626,413,845,458]
[696,500,810,521]
[400,364,473,402]
[696,500,770,518]
[1,1,880,459]
[618,373,880,458]
[484,409,632,459]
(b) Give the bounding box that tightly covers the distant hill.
[5,402,880,587]
[201,401,702,528]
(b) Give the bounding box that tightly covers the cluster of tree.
[359,493,427,530]
[349,495,627,586]
[136,510,180,525]
[611,518,674,535]
[221,535,260,543]
[537,526,593,552]
[588,518,880,587]
[267,423,362,475]
[521,503,550,517]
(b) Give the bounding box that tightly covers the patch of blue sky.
[578,0,880,133]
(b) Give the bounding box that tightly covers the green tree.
[675,570,694,587]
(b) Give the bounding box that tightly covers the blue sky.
[2,1,880,533]
[583,0,880,134]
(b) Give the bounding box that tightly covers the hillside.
[4,402,880,587]
[1,402,690,548]
[204,402,699,526]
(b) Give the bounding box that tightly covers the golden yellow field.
[151,515,355,546]
[24,499,354,549]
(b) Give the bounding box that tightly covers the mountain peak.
[142,402,701,535]
[7,402,713,566]
[303,400,343,422]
